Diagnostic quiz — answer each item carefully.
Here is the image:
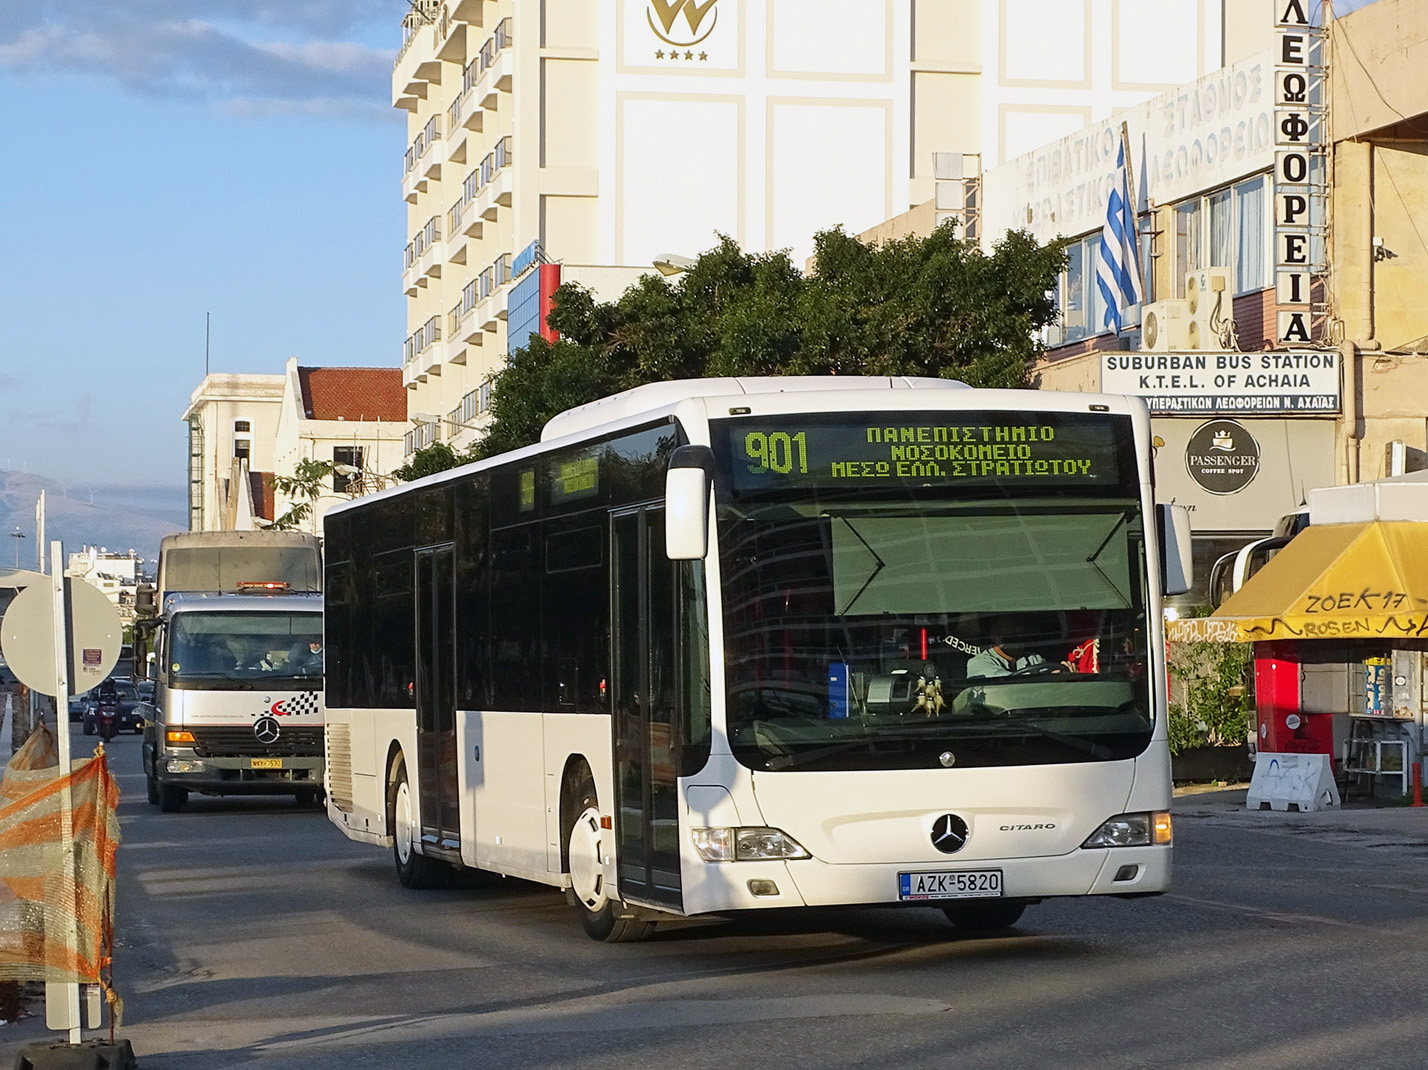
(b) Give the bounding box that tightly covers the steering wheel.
[1010,660,1066,676]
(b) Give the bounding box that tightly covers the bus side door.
[612,507,682,911]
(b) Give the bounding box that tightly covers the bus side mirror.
[1157,504,1193,596]
[666,445,715,560]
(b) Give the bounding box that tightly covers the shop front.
[1171,488,1428,797]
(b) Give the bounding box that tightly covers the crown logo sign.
[648,0,720,47]
[1211,429,1235,451]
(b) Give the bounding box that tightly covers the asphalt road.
[7,724,1428,1069]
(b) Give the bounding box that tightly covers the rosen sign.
[1100,349,1340,414]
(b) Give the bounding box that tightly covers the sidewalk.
[1173,783,1428,841]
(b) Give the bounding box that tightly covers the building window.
[1174,200,1203,294]
[234,420,251,433]
[1235,176,1268,294]
[333,447,364,493]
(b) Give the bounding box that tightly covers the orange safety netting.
[0,723,119,985]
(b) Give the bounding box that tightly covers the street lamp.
[9,528,24,569]
[410,411,482,436]
[652,253,696,276]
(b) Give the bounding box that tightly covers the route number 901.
[744,431,808,474]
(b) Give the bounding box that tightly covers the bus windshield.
[168,611,324,688]
[712,411,1152,772]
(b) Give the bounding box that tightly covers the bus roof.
[540,376,969,443]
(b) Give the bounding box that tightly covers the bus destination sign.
[717,412,1128,493]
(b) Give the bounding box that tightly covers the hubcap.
[568,807,606,911]
[395,780,415,865]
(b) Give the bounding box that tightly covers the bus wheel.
[158,784,187,813]
[389,762,448,889]
[146,772,159,806]
[941,899,1027,932]
[566,785,653,943]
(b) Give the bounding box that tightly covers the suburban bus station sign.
[1100,349,1340,414]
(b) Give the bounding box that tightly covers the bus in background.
[323,378,1191,941]
[137,531,325,812]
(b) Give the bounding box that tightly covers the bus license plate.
[899,870,1002,900]
[250,758,283,770]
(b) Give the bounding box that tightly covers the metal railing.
[423,315,441,347]
[479,18,512,72]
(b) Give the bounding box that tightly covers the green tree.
[269,458,338,531]
[469,221,1066,458]
[390,441,480,483]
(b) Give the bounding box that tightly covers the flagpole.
[1118,121,1142,275]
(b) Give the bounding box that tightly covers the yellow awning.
[1167,521,1428,643]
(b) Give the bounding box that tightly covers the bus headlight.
[1082,811,1172,848]
[691,827,811,862]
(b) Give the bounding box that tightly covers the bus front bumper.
[677,845,1171,915]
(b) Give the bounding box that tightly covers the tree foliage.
[269,458,337,531]
[389,442,480,484]
[464,221,1066,461]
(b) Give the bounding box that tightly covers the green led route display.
[715,412,1132,494]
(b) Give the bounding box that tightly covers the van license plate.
[899,870,1002,900]
[250,758,283,770]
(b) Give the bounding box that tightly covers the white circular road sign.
[0,580,123,696]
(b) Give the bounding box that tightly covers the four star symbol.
[652,48,712,63]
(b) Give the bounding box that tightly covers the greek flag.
[1096,140,1144,334]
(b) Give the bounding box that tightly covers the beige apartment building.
[394,0,1257,454]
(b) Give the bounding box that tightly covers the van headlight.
[1082,811,1172,848]
[691,827,811,862]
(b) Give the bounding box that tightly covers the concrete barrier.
[1245,752,1341,812]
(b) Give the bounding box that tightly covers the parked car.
[82,679,143,736]
[69,691,89,721]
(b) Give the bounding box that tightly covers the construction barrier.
[0,724,119,989]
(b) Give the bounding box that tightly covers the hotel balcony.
[479,287,509,333]
[445,334,468,366]
[402,161,424,204]
[393,36,440,108]
[403,360,421,389]
[418,238,444,280]
[477,48,513,111]
[451,0,484,24]
[478,168,512,221]
[420,339,443,378]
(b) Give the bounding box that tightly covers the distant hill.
[0,470,187,568]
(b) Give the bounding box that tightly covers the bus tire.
[565,781,653,943]
[158,783,187,813]
[389,761,448,890]
[146,771,159,806]
[940,899,1027,931]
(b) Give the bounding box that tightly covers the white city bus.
[323,378,1191,941]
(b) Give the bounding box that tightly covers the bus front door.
[415,545,461,857]
[612,507,683,911]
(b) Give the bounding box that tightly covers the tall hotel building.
[395,0,1265,454]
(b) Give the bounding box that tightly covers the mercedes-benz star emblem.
[254,716,281,744]
[931,813,969,854]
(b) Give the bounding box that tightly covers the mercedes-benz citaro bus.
[322,378,1192,942]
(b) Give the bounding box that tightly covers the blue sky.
[0,1,404,513]
[0,0,1383,513]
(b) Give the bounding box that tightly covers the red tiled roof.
[297,367,406,422]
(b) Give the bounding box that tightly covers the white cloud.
[0,3,398,119]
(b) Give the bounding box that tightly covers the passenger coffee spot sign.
[1185,420,1260,494]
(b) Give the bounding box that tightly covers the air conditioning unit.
[1141,300,1190,352]
[1184,268,1233,350]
